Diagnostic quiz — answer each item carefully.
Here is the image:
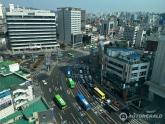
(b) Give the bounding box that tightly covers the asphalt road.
[36,48,124,124]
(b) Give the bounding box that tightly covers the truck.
[76,92,91,111]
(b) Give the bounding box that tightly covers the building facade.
[57,7,82,47]
[0,3,7,49]
[103,48,150,100]
[123,25,140,47]
[0,89,15,120]
[81,10,86,32]
[6,4,59,52]
[147,34,165,100]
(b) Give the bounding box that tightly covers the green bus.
[54,94,67,109]
[68,53,74,58]
[68,78,76,88]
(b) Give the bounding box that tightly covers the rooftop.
[106,48,144,64]
[14,119,35,124]
[0,73,26,91]
[1,97,49,123]
[23,97,49,118]
[0,60,16,76]
[15,70,30,78]
[57,7,81,11]
[0,111,22,123]
[38,110,54,123]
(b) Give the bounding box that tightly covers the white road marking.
[78,118,83,124]
[62,110,65,114]
[64,106,71,111]
[71,113,79,124]
[72,121,76,124]
[59,113,63,120]
[104,111,118,124]
[77,83,90,98]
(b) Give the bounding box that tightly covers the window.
[140,71,146,76]
[107,65,122,74]
[132,73,137,77]
[132,67,138,70]
[108,60,123,68]
[141,65,147,69]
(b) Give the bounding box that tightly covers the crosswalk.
[91,103,105,115]
[128,119,149,124]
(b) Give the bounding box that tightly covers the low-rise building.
[1,97,50,124]
[0,60,33,120]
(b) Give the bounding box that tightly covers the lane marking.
[58,113,63,120]
[84,111,96,124]
[64,106,71,111]
[99,114,109,124]
[104,112,119,124]
[71,113,79,124]
[78,117,84,124]
[62,110,65,114]
[72,121,76,124]
[70,89,75,97]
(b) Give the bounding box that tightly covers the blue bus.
[76,92,91,111]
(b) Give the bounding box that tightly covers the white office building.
[57,7,82,47]
[6,4,59,52]
[103,48,150,99]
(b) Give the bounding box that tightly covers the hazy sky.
[1,0,165,13]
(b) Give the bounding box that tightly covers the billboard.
[0,90,12,110]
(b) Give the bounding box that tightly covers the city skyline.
[1,0,165,13]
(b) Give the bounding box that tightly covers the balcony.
[15,100,28,109]
[13,89,27,94]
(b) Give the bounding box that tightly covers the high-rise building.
[134,28,146,48]
[6,4,59,52]
[123,25,139,47]
[57,7,82,47]
[100,16,118,37]
[147,34,165,100]
[81,10,86,32]
[0,3,7,49]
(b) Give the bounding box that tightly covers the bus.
[68,78,76,88]
[76,92,91,111]
[93,87,105,100]
[54,94,67,109]
[68,53,74,58]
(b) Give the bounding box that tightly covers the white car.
[42,80,48,85]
